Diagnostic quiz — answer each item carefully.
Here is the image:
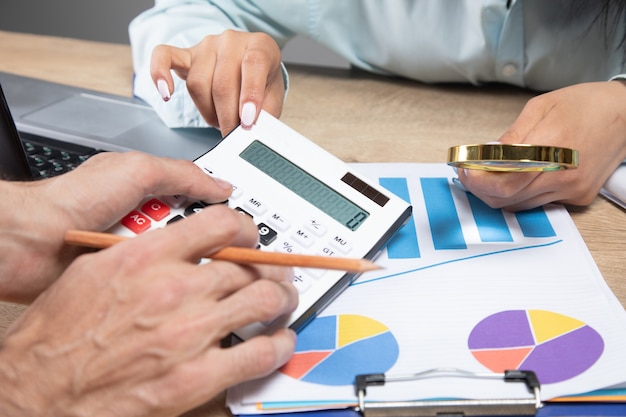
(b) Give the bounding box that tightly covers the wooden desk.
[1,31,625,416]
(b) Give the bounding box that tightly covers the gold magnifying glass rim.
[447,144,579,172]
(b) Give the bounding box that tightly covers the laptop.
[0,71,222,180]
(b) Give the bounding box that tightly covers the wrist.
[0,180,68,303]
[0,180,32,301]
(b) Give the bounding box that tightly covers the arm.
[0,151,233,304]
[0,203,297,416]
[458,80,626,211]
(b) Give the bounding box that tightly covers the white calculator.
[110,111,412,340]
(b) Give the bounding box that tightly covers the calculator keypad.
[115,185,353,296]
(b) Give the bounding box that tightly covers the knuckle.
[185,74,208,96]
[211,80,232,101]
[150,44,172,63]
[114,152,162,185]
[219,29,239,42]
[469,177,518,202]
[489,183,518,200]
[207,205,244,234]
[145,275,190,311]
[525,94,547,109]
[498,129,522,144]
[67,252,100,278]
[250,31,274,43]
[250,280,289,317]
[249,32,280,53]
[196,35,216,53]
[241,47,268,68]
[247,337,283,372]
[566,183,598,206]
[228,336,283,379]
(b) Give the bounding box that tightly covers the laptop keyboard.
[20,132,103,179]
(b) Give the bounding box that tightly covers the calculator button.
[275,240,301,254]
[167,214,185,225]
[184,202,207,217]
[243,197,268,216]
[329,235,353,254]
[319,246,339,257]
[141,198,170,221]
[292,271,312,293]
[230,184,243,199]
[305,219,327,237]
[234,207,253,218]
[121,210,152,234]
[257,223,278,246]
[301,267,325,279]
[291,228,315,248]
[266,212,291,232]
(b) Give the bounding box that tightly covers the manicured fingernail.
[452,177,469,192]
[157,79,170,101]
[241,102,256,128]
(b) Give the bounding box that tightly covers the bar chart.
[353,166,563,287]
[380,176,556,259]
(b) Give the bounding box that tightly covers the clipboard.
[354,368,541,417]
[239,369,624,417]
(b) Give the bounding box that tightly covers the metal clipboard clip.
[354,368,542,417]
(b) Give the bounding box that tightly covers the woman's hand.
[458,81,626,211]
[151,30,285,136]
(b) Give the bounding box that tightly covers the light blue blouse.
[129,0,626,127]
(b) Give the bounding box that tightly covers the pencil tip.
[360,259,382,271]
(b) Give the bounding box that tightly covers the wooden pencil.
[64,229,381,272]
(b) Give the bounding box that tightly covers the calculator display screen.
[240,140,369,231]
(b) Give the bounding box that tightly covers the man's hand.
[0,204,298,416]
[0,151,234,303]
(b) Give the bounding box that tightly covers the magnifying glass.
[447,144,578,172]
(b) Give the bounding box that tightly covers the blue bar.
[466,193,513,242]
[379,177,420,259]
[515,207,556,237]
[420,178,466,250]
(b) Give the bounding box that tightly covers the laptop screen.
[0,83,33,181]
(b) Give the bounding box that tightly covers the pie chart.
[279,314,399,386]
[468,310,604,384]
